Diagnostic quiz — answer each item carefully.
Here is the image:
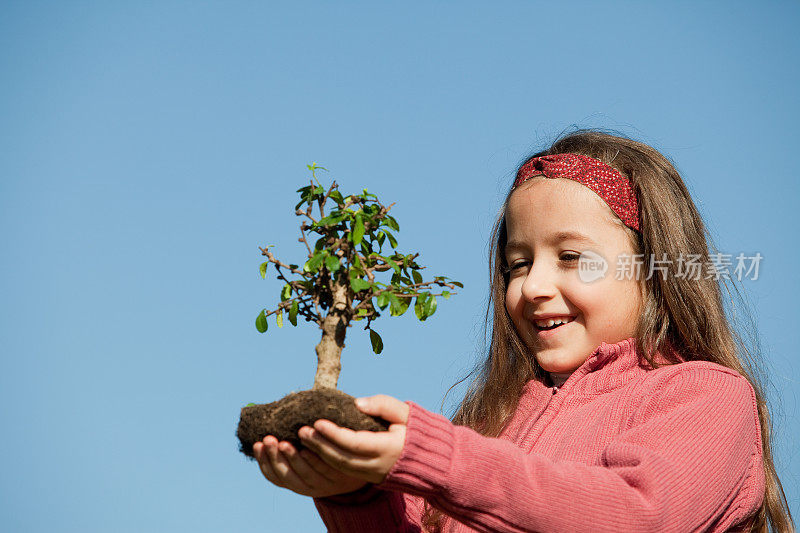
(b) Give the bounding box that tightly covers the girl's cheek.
[505,281,521,307]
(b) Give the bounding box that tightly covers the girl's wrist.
[317,483,382,505]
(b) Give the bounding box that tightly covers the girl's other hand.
[253,436,368,498]
[299,394,409,485]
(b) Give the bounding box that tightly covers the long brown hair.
[421,130,794,532]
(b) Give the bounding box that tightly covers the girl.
[253,130,794,532]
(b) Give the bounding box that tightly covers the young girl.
[253,130,794,532]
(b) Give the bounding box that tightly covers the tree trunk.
[312,279,351,390]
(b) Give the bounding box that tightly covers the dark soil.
[237,388,390,459]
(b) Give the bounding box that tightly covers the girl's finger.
[256,447,285,488]
[279,441,333,486]
[270,442,316,492]
[294,433,358,481]
[254,439,275,478]
[354,395,409,425]
[263,436,281,469]
[253,441,264,461]
[297,446,342,481]
[264,437,294,479]
[311,420,385,457]
[300,425,373,473]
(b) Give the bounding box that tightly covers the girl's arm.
[310,366,764,532]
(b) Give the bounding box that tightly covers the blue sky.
[2,2,798,531]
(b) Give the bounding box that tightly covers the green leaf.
[377,231,386,249]
[329,190,344,204]
[442,290,451,299]
[384,256,401,274]
[281,283,292,300]
[349,265,365,279]
[255,309,268,333]
[245,402,257,407]
[259,262,268,279]
[317,211,347,226]
[350,277,371,292]
[289,300,298,326]
[389,292,410,316]
[352,214,365,245]
[385,215,400,231]
[414,293,429,320]
[369,329,384,354]
[325,255,341,273]
[452,281,464,288]
[276,310,283,328]
[384,230,398,248]
[412,270,423,285]
[295,186,313,209]
[376,292,390,309]
[304,251,327,272]
[307,162,328,173]
[425,295,438,317]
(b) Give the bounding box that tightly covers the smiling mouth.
[534,316,576,331]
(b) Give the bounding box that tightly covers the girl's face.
[504,177,643,374]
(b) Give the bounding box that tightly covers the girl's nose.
[520,263,558,302]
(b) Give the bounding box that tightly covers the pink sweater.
[314,337,765,532]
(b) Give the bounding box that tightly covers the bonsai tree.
[237,163,461,457]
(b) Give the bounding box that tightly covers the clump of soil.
[237,388,390,459]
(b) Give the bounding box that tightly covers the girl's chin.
[535,357,584,374]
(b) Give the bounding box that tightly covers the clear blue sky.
[2,2,798,531]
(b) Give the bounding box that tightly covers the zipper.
[520,372,583,449]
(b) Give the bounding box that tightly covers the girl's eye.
[507,260,530,272]
[560,252,581,263]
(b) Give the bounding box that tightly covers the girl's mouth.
[534,316,575,330]
[533,316,576,337]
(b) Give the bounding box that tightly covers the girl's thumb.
[355,395,408,424]
[355,397,374,412]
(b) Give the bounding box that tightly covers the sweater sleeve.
[372,367,764,533]
[313,484,426,532]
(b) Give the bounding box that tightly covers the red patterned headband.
[512,153,640,232]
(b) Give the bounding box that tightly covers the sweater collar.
[564,336,678,389]
[586,336,638,372]
[523,336,676,397]
[544,336,637,388]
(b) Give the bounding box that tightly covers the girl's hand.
[253,437,368,498]
[298,394,409,485]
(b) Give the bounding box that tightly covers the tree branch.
[260,247,307,277]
